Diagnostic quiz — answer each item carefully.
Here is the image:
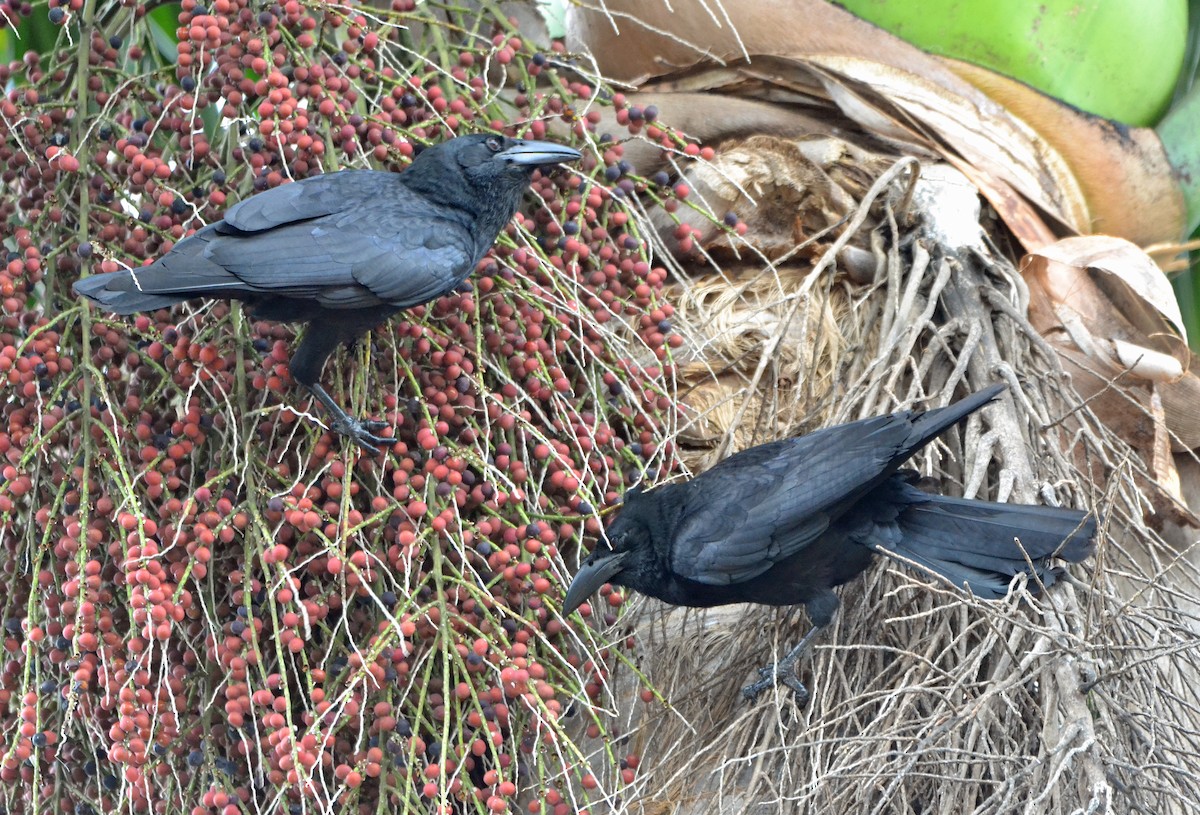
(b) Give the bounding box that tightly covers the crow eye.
[485,136,503,152]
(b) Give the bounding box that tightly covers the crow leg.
[291,322,393,454]
[743,593,838,703]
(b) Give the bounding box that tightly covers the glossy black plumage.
[74,134,581,451]
[562,383,1097,700]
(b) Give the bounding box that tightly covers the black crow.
[561,383,1096,701]
[74,134,582,452]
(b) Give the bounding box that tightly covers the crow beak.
[561,550,628,616]
[496,139,582,167]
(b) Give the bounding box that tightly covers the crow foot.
[742,656,810,704]
[305,383,394,455]
[330,416,394,455]
[741,621,828,703]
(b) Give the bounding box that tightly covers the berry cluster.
[0,1,725,812]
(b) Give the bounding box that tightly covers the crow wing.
[668,412,928,585]
[220,170,379,233]
[177,171,478,310]
[204,210,475,309]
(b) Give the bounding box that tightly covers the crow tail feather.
[862,480,1096,599]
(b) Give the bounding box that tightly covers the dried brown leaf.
[567,0,1184,248]
[1026,236,1188,366]
[945,58,1186,247]
[1023,236,1200,454]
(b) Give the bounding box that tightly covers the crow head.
[470,134,582,174]
[408,133,580,188]
[400,133,581,243]
[459,134,583,204]
[561,484,663,615]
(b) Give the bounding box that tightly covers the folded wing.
[667,385,1006,586]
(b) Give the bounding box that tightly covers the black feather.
[73,134,581,452]
[562,384,1098,699]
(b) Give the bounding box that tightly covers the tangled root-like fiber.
[576,159,1200,815]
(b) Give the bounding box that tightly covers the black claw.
[305,384,393,454]
[331,417,395,454]
[742,663,811,704]
[782,675,811,705]
[742,622,827,702]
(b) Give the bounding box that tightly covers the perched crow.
[74,134,582,452]
[562,383,1096,701]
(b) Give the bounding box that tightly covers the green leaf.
[1158,82,1200,237]
[1172,262,1200,352]
[537,0,568,40]
[146,2,183,63]
[200,102,221,144]
[2,1,62,62]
